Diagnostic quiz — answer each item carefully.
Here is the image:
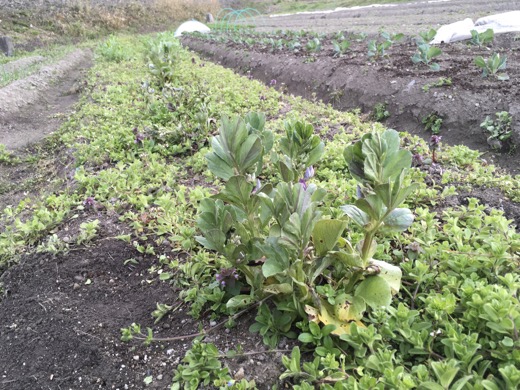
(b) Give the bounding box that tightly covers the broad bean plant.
[196,113,417,335]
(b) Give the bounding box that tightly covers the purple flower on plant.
[270,79,277,86]
[430,135,442,147]
[356,184,364,199]
[133,127,145,144]
[300,166,315,190]
[84,197,96,208]
[216,268,239,288]
[252,178,261,194]
[429,135,442,163]
[304,166,315,180]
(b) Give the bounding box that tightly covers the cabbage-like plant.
[475,53,509,80]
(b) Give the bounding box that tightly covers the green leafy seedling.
[469,28,494,47]
[412,43,442,71]
[474,53,509,80]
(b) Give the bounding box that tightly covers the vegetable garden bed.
[0,32,519,389]
[182,29,520,174]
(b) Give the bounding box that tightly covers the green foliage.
[367,31,403,59]
[172,338,231,389]
[0,144,20,165]
[147,36,182,87]
[422,113,443,134]
[372,102,390,122]
[305,37,322,53]
[76,219,100,245]
[96,35,129,62]
[411,42,442,71]
[249,303,297,348]
[474,53,509,80]
[198,120,416,338]
[417,29,437,44]
[422,77,452,92]
[277,119,324,181]
[206,112,272,180]
[332,39,351,57]
[281,346,348,384]
[469,28,494,47]
[4,33,520,390]
[480,111,513,150]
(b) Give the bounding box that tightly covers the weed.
[372,102,390,121]
[480,111,513,150]
[422,77,452,92]
[422,112,443,134]
[76,220,100,245]
[0,144,20,165]
[96,35,128,62]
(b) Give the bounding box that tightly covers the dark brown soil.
[182,33,520,174]
[0,213,286,389]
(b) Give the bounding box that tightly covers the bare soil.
[0,49,92,149]
[0,213,285,389]
[256,0,520,35]
[182,32,520,174]
[0,55,45,75]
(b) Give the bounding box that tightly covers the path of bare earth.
[0,49,92,149]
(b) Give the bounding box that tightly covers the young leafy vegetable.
[469,28,494,47]
[474,53,509,80]
[411,43,442,71]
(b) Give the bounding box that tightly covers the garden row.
[182,28,520,173]
[0,33,519,389]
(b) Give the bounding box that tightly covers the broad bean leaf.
[263,283,293,295]
[355,275,392,309]
[340,205,370,228]
[195,198,234,253]
[370,259,401,294]
[206,116,264,180]
[260,238,291,278]
[312,219,347,256]
[382,208,415,232]
[344,129,412,187]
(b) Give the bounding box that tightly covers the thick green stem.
[360,230,375,267]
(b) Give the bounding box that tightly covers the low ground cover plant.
[422,77,452,92]
[422,112,443,134]
[481,111,513,150]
